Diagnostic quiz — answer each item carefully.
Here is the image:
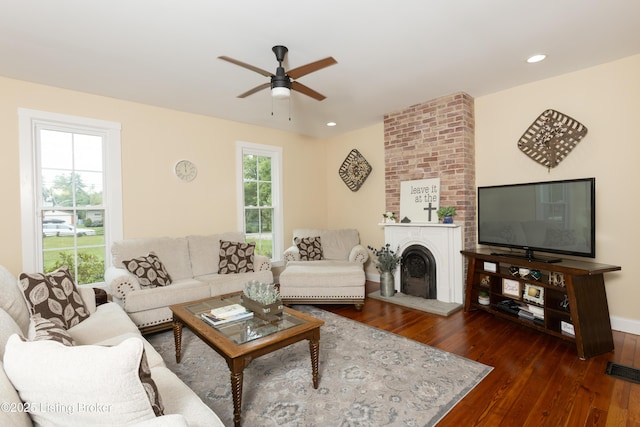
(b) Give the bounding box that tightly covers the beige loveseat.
[280,228,368,309]
[105,233,273,332]
[0,265,223,427]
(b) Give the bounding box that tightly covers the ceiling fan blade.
[238,82,270,98]
[287,57,337,80]
[291,81,326,101]
[218,56,273,77]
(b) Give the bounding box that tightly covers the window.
[19,109,123,285]
[236,141,283,265]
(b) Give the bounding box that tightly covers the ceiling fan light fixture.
[271,86,290,99]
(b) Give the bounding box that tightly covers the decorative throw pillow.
[123,252,172,288]
[218,240,255,274]
[19,267,89,329]
[44,266,89,328]
[295,236,324,261]
[3,335,163,426]
[28,314,75,346]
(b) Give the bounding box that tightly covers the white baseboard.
[611,315,640,336]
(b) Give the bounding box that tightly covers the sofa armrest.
[283,245,301,264]
[77,286,98,314]
[349,244,369,264]
[254,254,272,271]
[105,266,141,300]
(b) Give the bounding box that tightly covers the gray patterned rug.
[147,306,492,426]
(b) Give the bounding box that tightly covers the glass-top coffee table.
[170,293,324,427]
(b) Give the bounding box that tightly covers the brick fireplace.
[382,92,475,303]
[383,92,476,249]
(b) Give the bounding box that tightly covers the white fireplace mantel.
[382,223,464,304]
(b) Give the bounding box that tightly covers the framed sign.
[400,178,440,223]
[502,278,521,298]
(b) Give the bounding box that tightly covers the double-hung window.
[236,141,283,265]
[19,109,123,285]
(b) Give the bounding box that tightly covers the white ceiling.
[2,1,639,138]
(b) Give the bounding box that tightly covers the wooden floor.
[320,281,640,427]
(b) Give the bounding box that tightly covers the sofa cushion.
[123,280,211,313]
[320,229,360,260]
[67,302,141,345]
[123,252,173,288]
[28,314,75,346]
[112,237,193,281]
[219,240,255,274]
[279,260,365,290]
[187,232,245,276]
[19,267,90,329]
[0,308,23,360]
[295,236,324,260]
[0,266,33,335]
[0,361,32,427]
[3,335,162,426]
[93,332,166,370]
[150,366,224,426]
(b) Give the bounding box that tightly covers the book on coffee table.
[201,311,253,327]
[210,303,248,319]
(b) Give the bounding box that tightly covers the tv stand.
[462,249,621,359]
[490,250,561,263]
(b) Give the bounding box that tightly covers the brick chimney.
[383,92,476,249]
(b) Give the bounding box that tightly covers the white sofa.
[0,265,223,427]
[105,233,273,332]
[280,228,368,309]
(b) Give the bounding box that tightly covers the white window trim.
[18,108,123,277]
[235,141,284,266]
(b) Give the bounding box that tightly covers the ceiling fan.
[219,45,337,101]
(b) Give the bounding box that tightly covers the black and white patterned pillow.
[218,240,255,274]
[28,315,76,346]
[295,236,324,261]
[19,267,89,329]
[123,252,172,288]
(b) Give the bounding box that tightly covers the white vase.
[380,271,395,297]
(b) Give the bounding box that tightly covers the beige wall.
[324,123,386,278]
[0,76,326,275]
[475,54,640,331]
[2,52,638,333]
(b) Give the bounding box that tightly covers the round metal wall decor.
[338,149,372,191]
[518,109,588,169]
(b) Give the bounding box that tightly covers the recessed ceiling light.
[527,54,547,63]
[326,122,337,127]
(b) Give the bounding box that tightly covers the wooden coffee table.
[170,294,324,427]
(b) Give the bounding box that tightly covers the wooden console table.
[462,249,621,359]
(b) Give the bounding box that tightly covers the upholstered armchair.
[283,228,369,265]
[280,228,368,310]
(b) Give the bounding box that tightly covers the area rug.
[368,291,463,316]
[147,306,492,426]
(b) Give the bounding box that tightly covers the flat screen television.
[477,177,595,262]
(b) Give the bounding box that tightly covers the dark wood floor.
[320,281,640,427]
